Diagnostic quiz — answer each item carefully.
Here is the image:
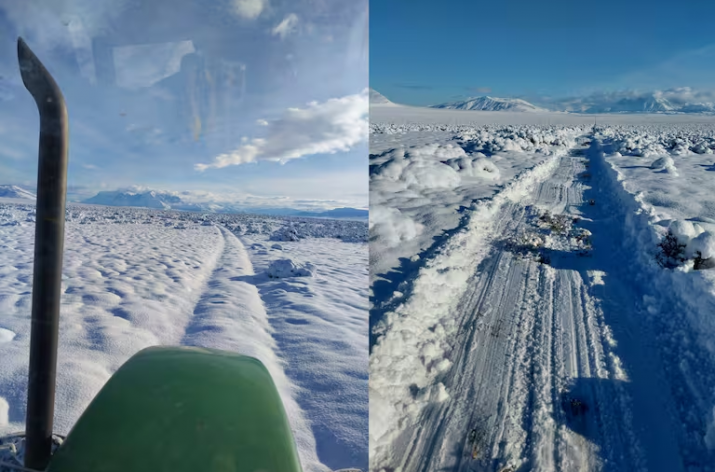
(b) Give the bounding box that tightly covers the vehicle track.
[396,140,685,472]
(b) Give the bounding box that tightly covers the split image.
[2,1,715,472]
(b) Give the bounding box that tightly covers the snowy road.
[380,138,701,471]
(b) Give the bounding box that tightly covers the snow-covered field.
[0,203,368,472]
[370,104,715,471]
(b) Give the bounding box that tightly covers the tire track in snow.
[180,226,325,472]
[396,203,528,472]
[394,141,678,472]
[397,154,582,472]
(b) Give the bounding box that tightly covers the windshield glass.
[0,0,368,210]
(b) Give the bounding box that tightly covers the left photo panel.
[0,2,368,472]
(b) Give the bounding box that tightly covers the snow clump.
[266,259,314,278]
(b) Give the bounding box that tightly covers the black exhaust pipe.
[17,37,69,471]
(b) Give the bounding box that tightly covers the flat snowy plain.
[370,103,715,472]
[0,203,368,472]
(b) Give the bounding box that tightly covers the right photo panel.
[369,1,715,471]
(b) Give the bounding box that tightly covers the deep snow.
[0,203,368,472]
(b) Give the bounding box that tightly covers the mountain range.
[81,189,367,219]
[0,185,367,220]
[371,87,715,114]
[548,90,715,114]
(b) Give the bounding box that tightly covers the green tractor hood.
[48,346,303,472]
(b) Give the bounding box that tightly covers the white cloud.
[196,90,368,171]
[256,119,269,126]
[656,87,715,105]
[272,13,299,40]
[230,0,267,20]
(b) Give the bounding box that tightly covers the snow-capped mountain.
[544,88,715,114]
[81,188,367,219]
[583,93,676,114]
[83,189,183,210]
[431,96,546,112]
[369,88,395,106]
[0,185,36,200]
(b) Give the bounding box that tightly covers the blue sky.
[0,0,368,210]
[371,0,715,106]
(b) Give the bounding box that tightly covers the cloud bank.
[196,89,368,170]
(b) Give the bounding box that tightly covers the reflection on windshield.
[0,0,368,211]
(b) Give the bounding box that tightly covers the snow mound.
[272,227,301,242]
[664,220,715,261]
[369,206,423,248]
[669,220,701,246]
[602,126,715,157]
[690,231,715,259]
[372,144,465,190]
[266,259,314,278]
[650,156,677,174]
[446,156,501,180]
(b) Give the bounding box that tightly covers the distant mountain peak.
[0,185,36,200]
[431,96,545,112]
[369,88,395,106]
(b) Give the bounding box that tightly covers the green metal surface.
[47,346,302,472]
